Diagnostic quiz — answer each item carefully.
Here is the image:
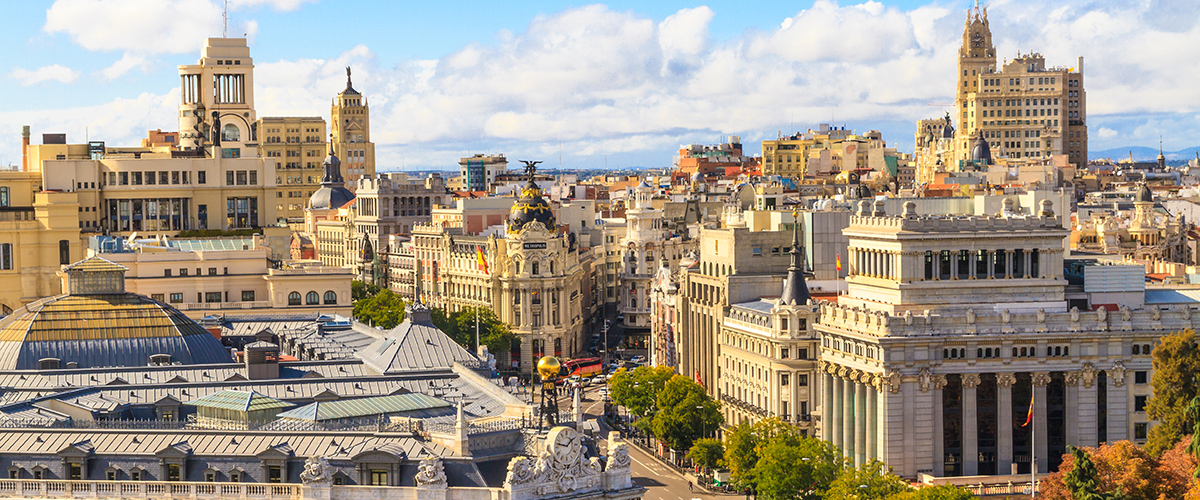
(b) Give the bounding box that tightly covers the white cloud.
[10,0,1200,169]
[101,53,147,80]
[44,0,254,54]
[231,0,316,11]
[12,64,79,85]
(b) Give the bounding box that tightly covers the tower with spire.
[331,66,376,187]
[779,208,812,306]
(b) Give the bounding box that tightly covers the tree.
[885,485,975,500]
[1063,446,1121,500]
[352,289,406,329]
[1040,441,1186,500]
[430,306,518,356]
[1146,329,1200,454]
[723,417,803,484]
[749,435,846,500]
[608,365,675,418]
[351,280,381,302]
[687,438,724,472]
[826,460,908,500]
[650,375,722,451]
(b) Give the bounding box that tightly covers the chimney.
[21,126,30,172]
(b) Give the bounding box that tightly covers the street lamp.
[696,405,706,438]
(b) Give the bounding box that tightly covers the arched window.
[221,123,240,142]
[324,291,337,304]
[306,291,319,305]
[532,262,539,275]
[288,292,301,305]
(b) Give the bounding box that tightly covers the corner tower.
[331,67,376,186]
[178,38,258,154]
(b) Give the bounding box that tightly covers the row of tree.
[695,417,974,500]
[350,281,517,355]
[607,366,723,451]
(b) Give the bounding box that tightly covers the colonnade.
[822,367,880,467]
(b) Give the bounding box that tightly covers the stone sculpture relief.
[415,457,447,486]
[300,456,332,485]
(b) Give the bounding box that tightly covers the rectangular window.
[241,290,255,301]
[0,243,12,270]
[168,464,181,482]
[249,171,257,185]
[268,466,282,483]
[1134,395,1148,412]
[208,267,217,276]
[131,471,141,481]
[798,348,808,360]
[1135,423,1148,440]
[798,374,809,387]
[0,186,8,207]
[781,348,789,359]
[169,293,183,304]
[227,171,235,185]
[179,268,188,276]
[151,293,165,302]
[172,171,180,184]
[780,373,789,386]
[59,240,70,265]
[1135,371,1148,384]
[198,171,206,184]
[237,171,247,185]
[69,463,82,480]
[370,470,387,486]
[221,148,241,159]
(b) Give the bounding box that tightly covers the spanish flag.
[1022,394,1034,427]
[836,252,842,273]
[476,245,489,275]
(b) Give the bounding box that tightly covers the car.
[630,355,646,364]
[578,377,591,387]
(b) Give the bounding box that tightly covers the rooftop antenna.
[222,0,228,38]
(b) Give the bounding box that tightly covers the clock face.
[546,428,581,464]
[971,32,985,48]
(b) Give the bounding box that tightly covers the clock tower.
[956,1,996,159]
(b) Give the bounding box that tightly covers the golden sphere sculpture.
[537,356,562,380]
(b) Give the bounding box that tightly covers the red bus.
[564,357,603,377]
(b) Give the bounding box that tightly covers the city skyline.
[2,0,1198,170]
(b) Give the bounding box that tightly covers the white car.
[630,355,646,364]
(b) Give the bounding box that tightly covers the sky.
[2,0,1200,171]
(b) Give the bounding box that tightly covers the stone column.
[997,373,1015,475]
[1106,364,1129,441]
[867,380,878,462]
[962,374,980,476]
[1033,372,1051,473]
[932,374,946,477]
[969,251,977,279]
[1065,372,1080,447]
[1005,250,1013,279]
[856,381,868,467]
[824,371,836,442]
[832,372,844,450]
[1077,366,1099,448]
[843,376,855,460]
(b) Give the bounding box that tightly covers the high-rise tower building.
[330,67,376,186]
[178,38,258,156]
[955,3,1087,166]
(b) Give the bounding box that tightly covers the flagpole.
[1031,407,1036,498]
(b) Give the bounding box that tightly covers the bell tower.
[331,66,376,187]
[956,1,996,158]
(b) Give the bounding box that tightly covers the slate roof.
[356,314,478,375]
[0,428,453,459]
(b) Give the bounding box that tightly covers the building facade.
[257,116,327,224]
[955,4,1087,166]
[459,154,508,192]
[816,201,1157,479]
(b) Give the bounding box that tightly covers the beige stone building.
[762,125,902,179]
[257,116,327,224]
[817,200,1158,479]
[459,154,508,192]
[0,166,83,313]
[330,68,375,185]
[956,4,1086,166]
[618,181,695,335]
[87,234,351,319]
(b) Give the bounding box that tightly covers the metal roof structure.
[169,238,256,252]
[61,256,128,273]
[0,294,232,370]
[0,359,370,391]
[188,390,294,413]
[277,393,451,422]
[357,310,479,375]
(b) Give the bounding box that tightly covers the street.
[573,381,723,500]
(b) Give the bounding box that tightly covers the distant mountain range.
[1090,146,1200,163]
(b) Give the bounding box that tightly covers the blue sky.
[3,0,1199,170]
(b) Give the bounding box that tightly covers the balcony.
[0,479,301,500]
[178,300,273,311]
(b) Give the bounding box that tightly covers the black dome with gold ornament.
[508,160,556,232]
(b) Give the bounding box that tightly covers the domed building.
[309,146,355,211]
[507,172,556,233]
[0,256,231,370]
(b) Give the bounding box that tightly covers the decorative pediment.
[154,394,181,407]
[256,443,294,460]
[311,388,339,401]
[155,442,193,459]
[165,375,188,384]
[505,427,602,500]
[57,440,95,458]
[106,377,129,386]
[225,373,248,381]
